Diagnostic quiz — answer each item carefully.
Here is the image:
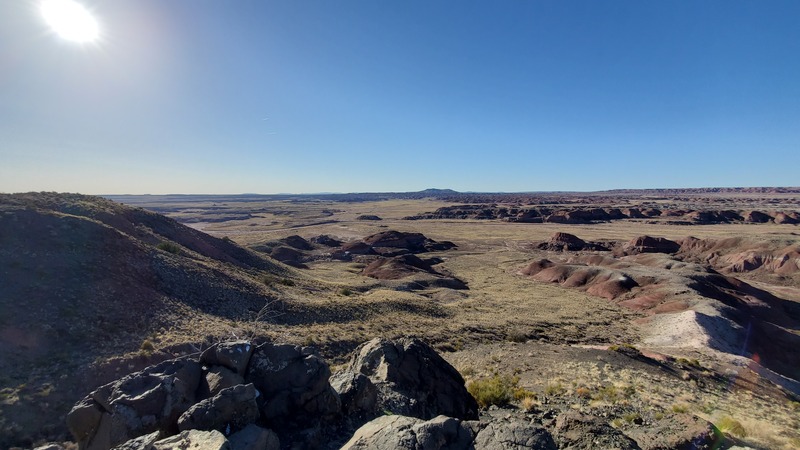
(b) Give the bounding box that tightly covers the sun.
[40,0,100,43]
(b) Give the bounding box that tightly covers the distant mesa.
[405,204,798,226]
[356,214,382,221]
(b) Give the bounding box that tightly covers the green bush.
[467,375,525,408]
[716,416,747,438]
[338,287,353,296]
[156,242,180,254]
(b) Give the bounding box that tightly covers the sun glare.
[40,0,100,43]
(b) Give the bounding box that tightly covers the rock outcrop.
[68,338,479,450]
[333,338,479,421]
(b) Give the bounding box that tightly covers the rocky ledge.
[61,338,727,450]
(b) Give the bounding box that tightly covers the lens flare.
[40,0,100,43]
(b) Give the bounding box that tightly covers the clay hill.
[251,230,464,289]
[0,193,292,448]
[525,232,800,385]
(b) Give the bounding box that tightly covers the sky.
[1,1,799,194]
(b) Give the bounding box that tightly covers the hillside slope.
[0,193,290,446]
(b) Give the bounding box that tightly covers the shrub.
[467,375,525,408]
[545,382,566,396]
[506,330,527,343]
[156,242,180,254]
[520,395,538,412]
[140,339,155,352]
[716,416,747,438]
[338,287,353,296]
[671,403,689,414]
[623,412,641,424]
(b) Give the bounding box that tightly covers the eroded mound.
[521,253,800,382]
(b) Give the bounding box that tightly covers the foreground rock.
[333,337,479,421]
[68,337,731,450]
[68,337,478,450]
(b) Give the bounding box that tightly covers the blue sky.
[1,1,799,194]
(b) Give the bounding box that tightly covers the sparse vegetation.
[715,416,747,438]
[467,374,530,408]
[671,403,690,414]
[140,339,155,352]
[156,242,181,254]
[545,382,566,396]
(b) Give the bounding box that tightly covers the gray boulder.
[152,429,230,450]
[178,383,260,436]
[554,411,641,450]
[228,424,280,450]
[204,365,246,397]
[473,419,556,449]
[200,341,254,375]
[341,414,475,450]
[245,343,341,428]
[337,338,479,420]
[330,371,379,418]
[625,414,718,450]
[111,431,160,450]
[67,358,202,450]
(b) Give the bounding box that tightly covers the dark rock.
[111,431,161,450]
[625,414,719,450]
[340,415,475,450]
[338,338,479,420]
[200,341,254,376]
[330,372,378,418]
[356,215,383,221]
[151,429,230,450]
[203,365,246,397]
[554,411,640,449]
[68,358,202,450]
[245,343,341,428]
[473,418,557,449]
[228,424,280,450]
[177,383,260,436]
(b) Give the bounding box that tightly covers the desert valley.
[1,188,799,449]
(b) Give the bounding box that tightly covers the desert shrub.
[676,357,701,368]
[506,330,527,343]
[623,412,641,423]
[716,416,747,438]
[575,387,592,399]
[140,339,155,352]
[338,287,353,296]
[467,374,525,408]
[609,343,639,352]
[545,382,566,396]
[520,395,538,412]
[671,403,690,414]
[279,278,295,286]
[156,242,180,254]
